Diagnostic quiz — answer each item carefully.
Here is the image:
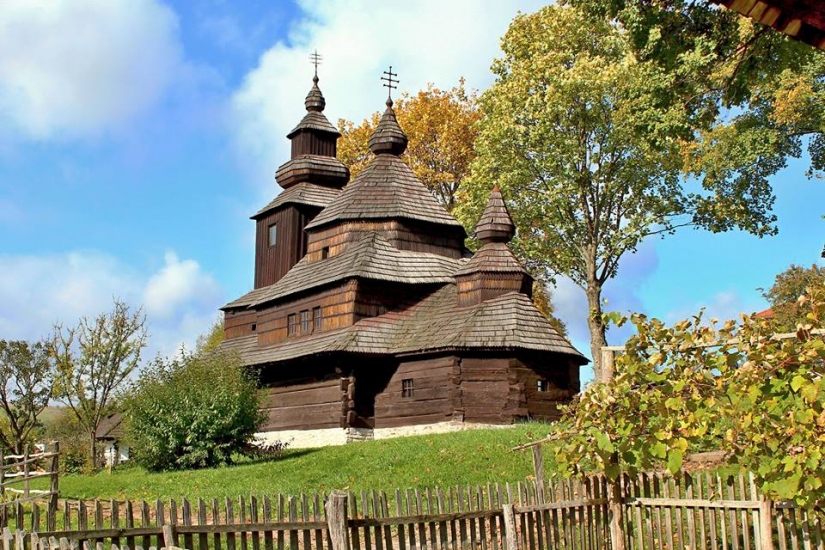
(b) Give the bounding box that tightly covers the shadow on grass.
[236,448,316,467]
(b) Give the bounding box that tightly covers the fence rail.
[0,471,821,550]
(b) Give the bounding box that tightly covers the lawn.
[57,424,556,502]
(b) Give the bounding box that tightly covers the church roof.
[454,242,528,276]
[226,232,464,309]
[253,182,342,219]
[223,285,586,364]
[304,154,464,231]
[475,185,515,243]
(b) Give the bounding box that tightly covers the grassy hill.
[57,424,556,501]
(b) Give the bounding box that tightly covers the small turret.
[455,186,532,307]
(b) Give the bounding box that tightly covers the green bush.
[40,409,89,474]
[124,350,263,471]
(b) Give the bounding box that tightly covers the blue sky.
[0,0,822,381]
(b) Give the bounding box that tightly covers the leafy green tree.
[567,0,825,212]
[549,282,825,508]
[459,5,775,380]
[40,408,88,473]
[51,300,147,468]
[761,263,825,331]
[195,319,225,355]
[338,80,481,211]
[0,340,55,453]
[124,350,262,471]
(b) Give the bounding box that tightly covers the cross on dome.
[380,66,399,106]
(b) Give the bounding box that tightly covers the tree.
[456,5,779,380]
[532,282,568,338]
[51,300,147,469]
[338,80,481,211]
[0,340,55,453]
[549,282,825,508]
[124,349,262,471]
[566,0,825,209]
[761,263,825,331]
[195,319,225,355]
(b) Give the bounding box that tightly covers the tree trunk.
[88,430,98,471]
[585,282,609,382]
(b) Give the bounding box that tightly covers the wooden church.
[221,69,587,447]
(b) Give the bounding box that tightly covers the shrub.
[40,409,88,473]
[124,350,263,471]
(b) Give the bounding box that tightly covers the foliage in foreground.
[0,340,55,454]
[761,263,825,331]
[550,284,825,508]
[124,350,263,472]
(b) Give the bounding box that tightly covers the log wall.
[255,205,319,289]
[306,220,465,260]
[509,357,576,421]
[256,281,357,346]
[457,358,523,424]
[223,309,258,340]
[373,356,458,428]
[260,378,344,431]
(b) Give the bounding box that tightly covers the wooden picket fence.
[0,471,822,550]
[0,442,60,529]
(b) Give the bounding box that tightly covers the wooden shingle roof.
[304,154,464,231]
[223,285,586,364]
[252,182,342,220]
[247,232,463,307]
[475,185,515,243]
[454,243,528,276]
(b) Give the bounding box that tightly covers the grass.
[55,424,557,502]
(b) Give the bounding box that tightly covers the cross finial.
[381,66,399,105]
[309,50,322,79]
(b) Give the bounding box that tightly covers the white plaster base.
[373,421,511,440]
[254,427,348,449]
[256,421,512,449]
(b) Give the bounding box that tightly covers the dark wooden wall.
[509,356,577,422]
[223,309,258,340]
[256,281,357,345]
[373,356,458,428]
[307,220,466,260]
[255,205,320,289]
[260,378,344,431]
[456,274,532,307]
[457,357,523,424]
[291,133,336,157]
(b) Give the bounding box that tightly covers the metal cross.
[309,50,322,77]
[381,66,399,100]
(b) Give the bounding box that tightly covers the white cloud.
[230,0,546,190]
[0,251,223,360]
[0,0,183,140]
[143,251,222,319]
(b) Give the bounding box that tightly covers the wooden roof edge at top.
[711,0,825,50]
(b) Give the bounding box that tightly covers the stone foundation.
[256,421,512,449]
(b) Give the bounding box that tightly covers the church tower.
[251,60,349,288]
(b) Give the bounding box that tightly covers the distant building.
[95,413,129,466]
[222,71,587,448]
[711,0,824,50]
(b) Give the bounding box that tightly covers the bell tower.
[251,55,349,288]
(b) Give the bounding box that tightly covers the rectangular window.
[287,314,297,335]
[537,380,549,392]
[401,378,414,398]
[300,310,310,332]
[313,306,322,329]
[321,246,330,259]
[268,224,277,247]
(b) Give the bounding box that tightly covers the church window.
[537,379,549,392]
[321,246,329,259]
[251,323,257,332]
[402,378,414,398]
[313,307,322,329]
[300,310,311,332]
[268,224,277,247]
[288,314,297,335]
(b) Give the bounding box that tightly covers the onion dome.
[304,75,325,112]
[474,185,515,243]
[368,98,408,155]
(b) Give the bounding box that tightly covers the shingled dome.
[475,185,515,243]
[368,98,408,155]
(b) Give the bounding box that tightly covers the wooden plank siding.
[224,310,258,340]
[260,378,344,431]
[256,282,357,345]
[255,205,321,289]
[306,220,465,260]
[510,356,580,422]
[374,357,458,428]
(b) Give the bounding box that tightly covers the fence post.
[502,503,518,550]
[608,480,625,550]
[759,496,774,550]
[48,442,59,532]
[162,524,176,549]
[531,446,546,504]
[325,491,349,550]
